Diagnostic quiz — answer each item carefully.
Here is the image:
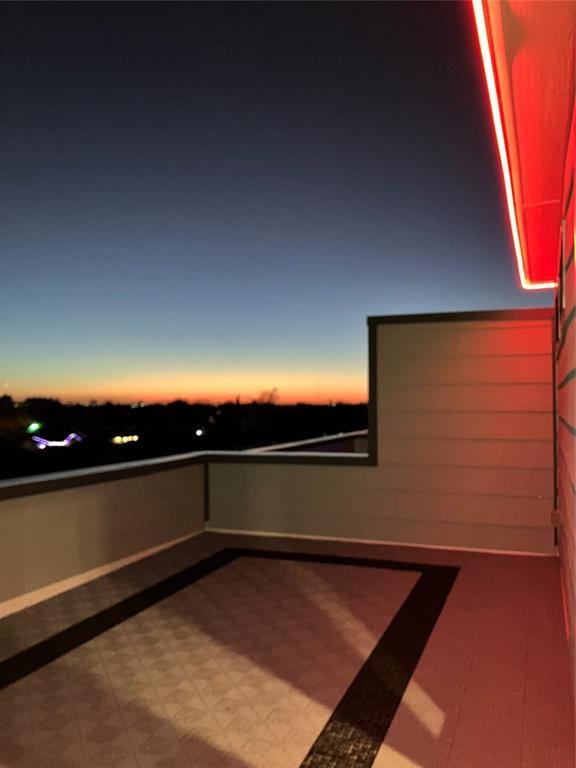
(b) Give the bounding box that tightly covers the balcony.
[1,309,574,767]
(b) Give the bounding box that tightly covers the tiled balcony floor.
[0,532,574,768]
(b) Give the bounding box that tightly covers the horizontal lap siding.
[558,402,576,484]
[556,141,575,679]
[380,411,552,441]
[557,327,576,383]
[381,354,551,385]
[377,318,554,547]
[379,437,552,469]
[209,463,553,552]
[378,322,552,357]
[377,464,551,499]
[381,383,552,413]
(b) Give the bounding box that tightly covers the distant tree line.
[1,396,367,480]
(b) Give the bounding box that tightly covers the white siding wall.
[376,317,554,542]
[0,463,205,605]
[556,116,575,684]
[209,312,555,554]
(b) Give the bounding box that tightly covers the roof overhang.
[472,0,575,290]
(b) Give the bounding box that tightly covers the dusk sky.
[2,1,552,405]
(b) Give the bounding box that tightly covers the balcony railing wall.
[0,460,205,610]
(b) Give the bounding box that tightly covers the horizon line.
[4,396,368,407]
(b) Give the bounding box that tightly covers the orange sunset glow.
[10,370,367,405]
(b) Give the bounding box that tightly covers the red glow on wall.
[560,569,572,640]
[471,0,574,291]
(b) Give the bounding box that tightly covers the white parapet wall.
[207,460,555,554]
[0,461,205,606]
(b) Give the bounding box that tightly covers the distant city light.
[111,434,139,445]
[195,429,204,437]
[26,422,42,434]
[32,433,82,449]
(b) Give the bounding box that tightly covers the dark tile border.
[0,547,458,767]
[257,551,459,768]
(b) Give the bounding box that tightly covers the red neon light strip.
[471,0,557,291]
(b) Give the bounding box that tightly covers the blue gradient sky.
[1,2,551,404]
